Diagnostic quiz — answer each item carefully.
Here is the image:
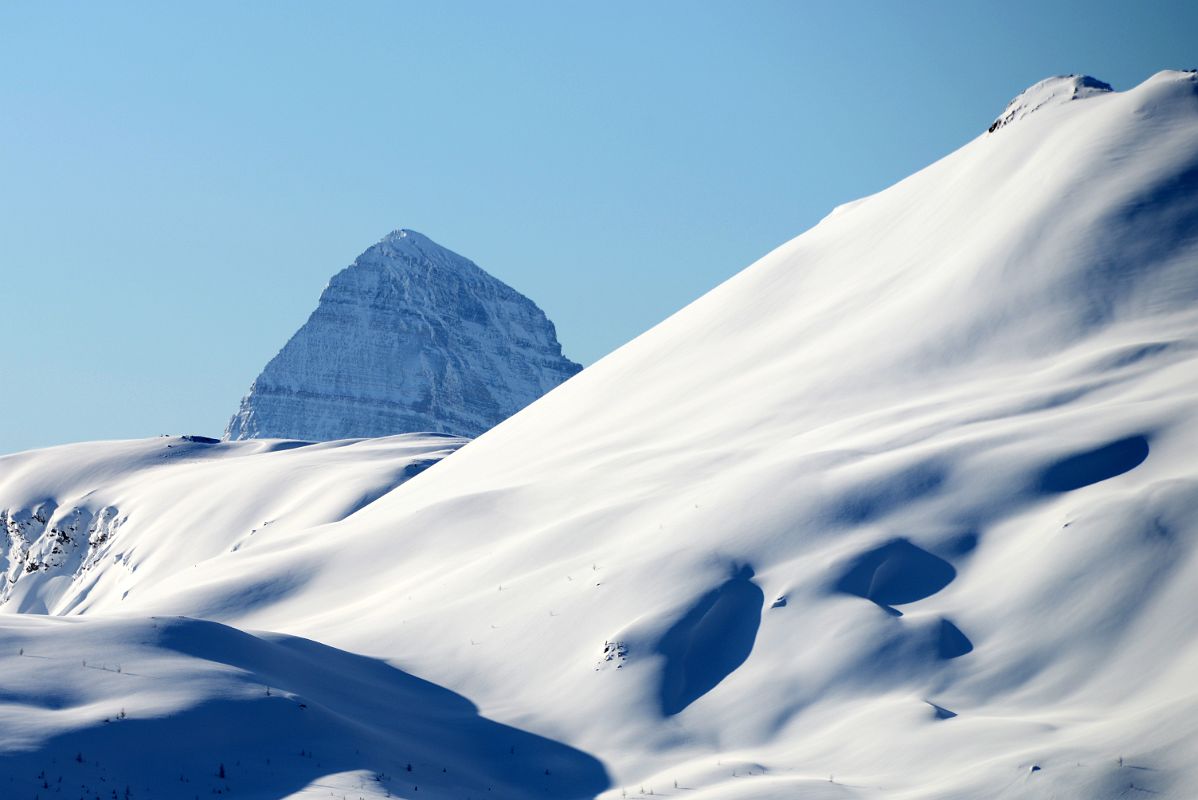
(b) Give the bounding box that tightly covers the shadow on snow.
[656,565,764,716]
[0,617,609,800]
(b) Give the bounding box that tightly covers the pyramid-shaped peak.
[988,74,1113,133]
[225,229,581,441]
[379,228,433,247]
[359,228,498,281]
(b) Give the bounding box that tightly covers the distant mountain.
[226,229,580,441]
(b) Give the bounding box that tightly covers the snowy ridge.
[2,71,1198,799]
[987,74,1113,132]
[0,434,465,616]
[226,229,580,441]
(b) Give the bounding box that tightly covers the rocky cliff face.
[226,229,581,441]
[1,503,123,612]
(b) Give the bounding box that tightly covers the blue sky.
[2,1,1195,453]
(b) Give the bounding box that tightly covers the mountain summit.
[988,74,1113,132]
[225,229,581,441]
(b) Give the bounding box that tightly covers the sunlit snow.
[2,70,1197,799]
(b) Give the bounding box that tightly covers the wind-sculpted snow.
[226,229,580,441]
[936,618,973,660]
[656,566,764,716]
[4,71,1198,799]
[1035,434,1151,493]
[831,538,957,609]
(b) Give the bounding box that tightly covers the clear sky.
[2,1,1195,454]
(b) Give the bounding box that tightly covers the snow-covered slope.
[0,615,606,799]
[3,70,1198,799]
[226,229,580,441]
[0,434,465,616]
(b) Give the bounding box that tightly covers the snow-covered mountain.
[3,70,1198,800]
[226,229,581,441]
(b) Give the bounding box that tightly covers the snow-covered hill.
[0,615,606,799]
[0,434,465,616]
[226,229,581,441]
[3,70,1198,799]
